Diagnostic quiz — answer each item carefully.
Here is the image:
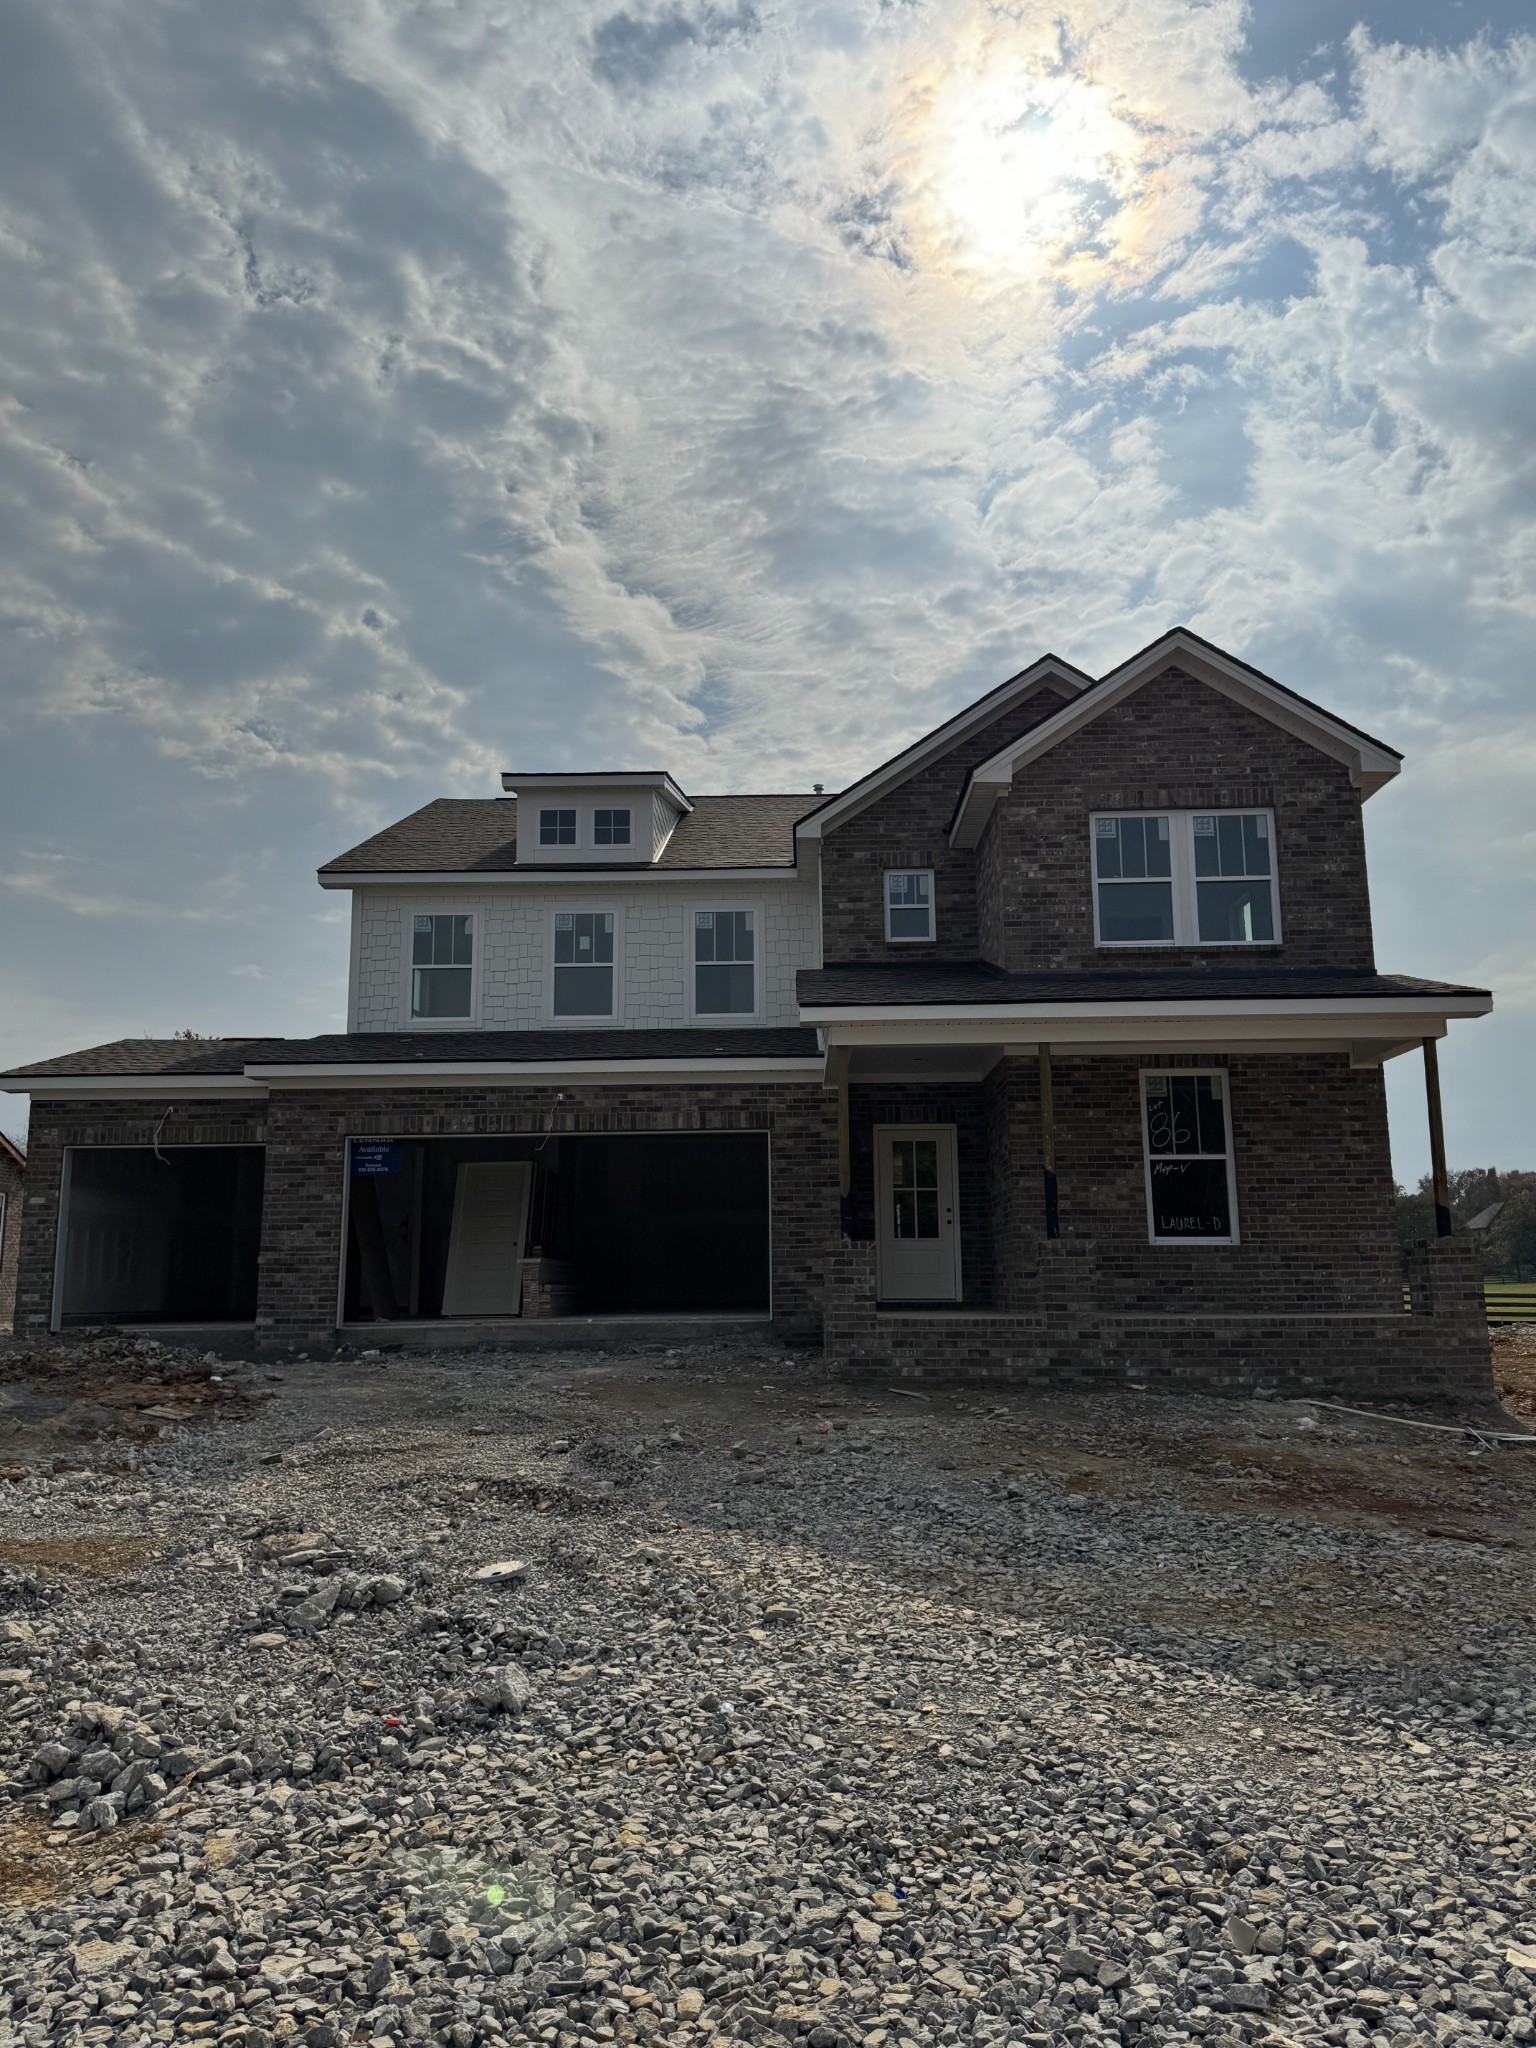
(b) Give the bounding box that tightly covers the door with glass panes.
[874,1125,961,1301]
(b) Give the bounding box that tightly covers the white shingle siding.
[351,880,819,1030]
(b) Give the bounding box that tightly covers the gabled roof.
[793,655,1093,843]
[0,1128,25,1171]
[319,794,817,880]
[949,628,1403,848]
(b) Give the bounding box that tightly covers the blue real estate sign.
[351,1140,401,1177]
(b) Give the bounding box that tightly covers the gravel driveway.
[1,1336,1534,2048]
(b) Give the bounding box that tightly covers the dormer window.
[594,808,631,847]
[540,808,577,847]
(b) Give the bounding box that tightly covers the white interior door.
[442,1161,532,1317]
[875,1125,960,1302]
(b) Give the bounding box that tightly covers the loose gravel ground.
[1,1334,1535,2048]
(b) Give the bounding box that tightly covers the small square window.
[885,871,934,943]
[594,808,631,847]
[540,808,577,847]
[410,913,473,1019]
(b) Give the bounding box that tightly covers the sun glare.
[916,57,1144,283]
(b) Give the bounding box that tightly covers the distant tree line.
[1396,1169,1536,1278]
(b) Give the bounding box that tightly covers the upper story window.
[411,913,473,1019]
[1093,812,1279,948]
[540,808,577,847]
[594,807,631,847]
[695,909,755,1015]
[884,870,934,943]
[1193,812,1274,943]
[553,911,615,1017]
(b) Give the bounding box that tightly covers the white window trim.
[401,908,480,1030]
[537,804,580,851]
[546,903,623,1026]
[1091,810,1281,950]
[687,899,764,1023]
[1139,1068,1241,1247]
[592,804,634,851]
[883,868,936,946]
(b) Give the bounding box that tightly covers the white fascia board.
[317,865,802,889]
[794,659,1091,845]
[0,1074,266,1098]
[949,633,1403,847]
[499,770,693,813]
[248,1059,826,1088]
[803,994,1490,1028]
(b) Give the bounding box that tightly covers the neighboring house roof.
[949,628,1404,847]
[319,794,817,879]
[797,963,1491,1008]
[793,654,1094,843]
[1466,1202,1504,1231]
[0,1029,822,1087]
[0,1130,24,1171]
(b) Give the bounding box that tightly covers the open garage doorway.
[342,1132,770,1324]
[54,1146,265,1330]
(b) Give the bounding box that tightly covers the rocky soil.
[1,1333,1535,2048]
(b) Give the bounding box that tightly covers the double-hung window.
[694,909,755,1015]
[1093,818,1173,942]
[1093,811,1279,947]
[1193,812,1274,943]
[540,808,577,847]
[593,808,631,847]
[552,911,615,1017]
[885,870,934,943]
[1141,1071,1239,1243]
[410,913,473,1020]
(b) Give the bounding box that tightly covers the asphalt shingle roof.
[797,963,1490,1006]
[320,794,818,876]
[2,1029,821,1083]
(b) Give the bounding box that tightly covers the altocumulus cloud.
[0,0,1532,1170]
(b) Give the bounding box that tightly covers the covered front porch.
[805,971,1494,1400]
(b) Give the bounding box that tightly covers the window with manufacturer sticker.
[694,909,755,1015]
[553,911,615,1017]
[1092,811,1279,947]
[410,914,473,1019]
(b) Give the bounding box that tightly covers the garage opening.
[55,1146,265,1329]
[342,1133,770,1322]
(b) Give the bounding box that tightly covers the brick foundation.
[825,1236,1492,1405]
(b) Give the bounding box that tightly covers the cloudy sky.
[0,0,1531,1175]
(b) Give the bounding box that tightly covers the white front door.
[442,1161,532,1316]
[875,1125,961,1302]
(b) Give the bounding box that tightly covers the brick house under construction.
[0,629,1493,1396]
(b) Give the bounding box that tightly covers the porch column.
[831,1045,851,1238]
[1423,1036,1453,1238]
[1039,1042,1060,1239]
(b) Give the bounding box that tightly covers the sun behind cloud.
[893,29,1172,292]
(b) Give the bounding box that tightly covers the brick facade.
[0,1137,24,1333]
[977,668,1377,973]
[818,685,1073,963]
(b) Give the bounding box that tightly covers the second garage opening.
[343,1131,770,1323]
